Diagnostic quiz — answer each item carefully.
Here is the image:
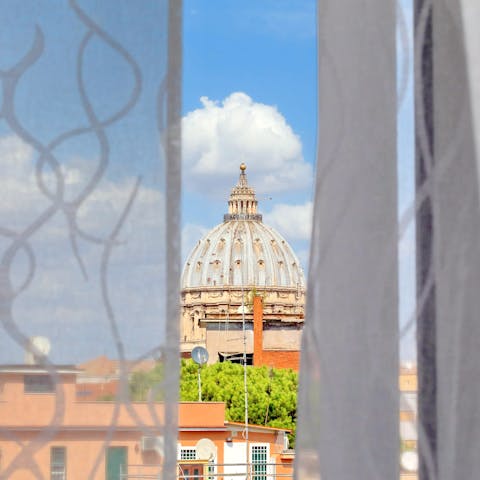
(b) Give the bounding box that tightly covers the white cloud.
[182,92,312,196]
[0,134,33,170]
[0,134,167,362]
[181,223,209,263]
[264,201,313,242]
[0,135,50,227]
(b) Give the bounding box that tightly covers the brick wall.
[253,295,301,371]
[260,350,300,371]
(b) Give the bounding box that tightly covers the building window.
[179,464,202,480]
[207,460,216,480]
[179,447,215,480]
[218,352,253,365]
[180,447,197,460]
[179,448,199,480]
[50,447,66,480]
[106,446,127,480]
[251,444,268,480]
[24,375,55,393]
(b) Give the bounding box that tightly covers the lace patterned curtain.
[0,1,181,478]
[4,1,480,479]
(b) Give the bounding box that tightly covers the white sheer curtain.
[4,1,480,479]
[429,2,480,479]
[295,2,398,479]
[296,1,480,479]
[0,1,181,478]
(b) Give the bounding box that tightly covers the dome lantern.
[224,164,262,222]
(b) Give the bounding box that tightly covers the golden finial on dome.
[223,163,261,221]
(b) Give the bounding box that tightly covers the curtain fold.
[295,1,399,479]
[429,1,480,479]
[296,1,480,479]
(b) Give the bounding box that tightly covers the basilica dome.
[180,164,305,357]
[181,164,305,290]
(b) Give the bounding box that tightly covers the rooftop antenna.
[191,346,209,401]
[239,204,250,479]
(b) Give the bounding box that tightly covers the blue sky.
[183,1,317,158]
[181,0,416,360]
[181,0,318,269]
[0,1,415,362]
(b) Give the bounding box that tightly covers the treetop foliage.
[129,359,298,445]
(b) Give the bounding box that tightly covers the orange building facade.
[0,365,293,479]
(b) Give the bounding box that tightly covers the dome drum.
[224,213,263,222]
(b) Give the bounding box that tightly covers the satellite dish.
[25,336,51,364]
[195,438,216,460]
[401,451,418,472]
[32,336,51,356]
[191,346,209,366]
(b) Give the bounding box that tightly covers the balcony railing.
[119,462,418,480]
[120,462,294,480]
[51,467,66,480]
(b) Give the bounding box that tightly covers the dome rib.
[181,220,305,290]
[181,165,305,290]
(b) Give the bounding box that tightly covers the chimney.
[253,295,263,366]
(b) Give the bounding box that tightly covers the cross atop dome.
[224,164,263,222]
